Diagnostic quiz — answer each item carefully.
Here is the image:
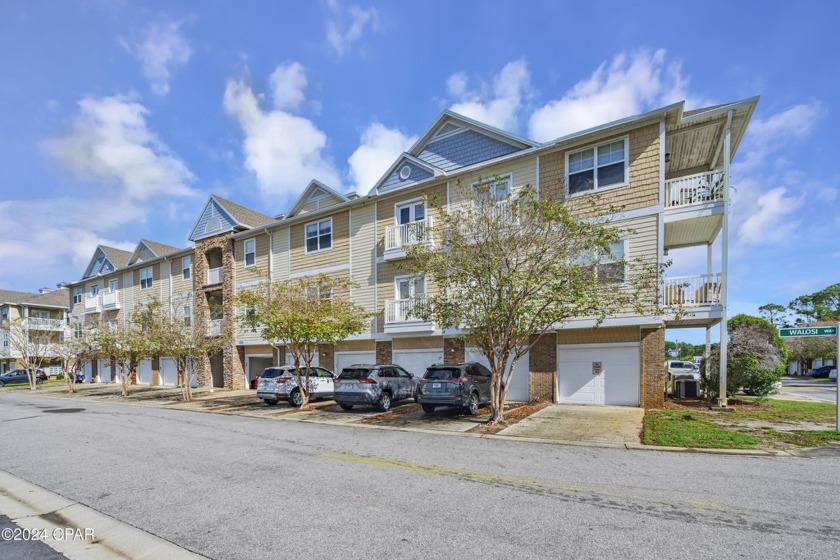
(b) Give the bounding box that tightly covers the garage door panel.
[160,358,178,387]
[558,347,639,407]
[559,358,601,404]
[335,352,376,374]
[466,349,529,402]
[136,360,152,385]
[392,350,443,378]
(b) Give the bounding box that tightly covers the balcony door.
[396,201,426,247]
[394,276,425,322]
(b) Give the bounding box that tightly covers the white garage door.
[466,348,530,402]
[392,349,443,378]
[334,351,376,374]
[136,359,153,385]
[557,345,639,406]
[160,358,178,387]
[285,353,319,368]
[82,362,94,383]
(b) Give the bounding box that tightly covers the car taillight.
[419,379,429,383]
[278,377,290,383]
[361,378,376,384]
[450,378,467,384]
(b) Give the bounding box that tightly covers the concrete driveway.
[497,404,644,444]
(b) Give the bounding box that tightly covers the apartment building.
[68,96,758,407]
[0,287,70,374]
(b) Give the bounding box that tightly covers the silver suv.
[665,360,700,381]
[333,364,417,412]
[256,366,335,406]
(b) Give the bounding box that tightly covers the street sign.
[778,326,837,337]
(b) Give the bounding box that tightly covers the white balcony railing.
[23,317,65,330]
[207,267,223,285]
[665,170,724,208]
[384,218,433,253]
[385,296,429,324]
[662,273,722,307]
[102,291,120,309]
[84,294,101,313]
[207,319,222,337]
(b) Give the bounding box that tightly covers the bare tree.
[405,180,664,425]
[54,319,97,393]
[0,318,63,390]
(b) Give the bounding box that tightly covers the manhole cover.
[43,408,86,414]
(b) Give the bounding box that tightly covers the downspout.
[718,109,733,407]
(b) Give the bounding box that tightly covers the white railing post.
[665,170,725,208]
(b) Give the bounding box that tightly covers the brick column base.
[640,326,666,408]
[224,346,247,390]
[529,334,556,402]
[376,340,392,364]
[443,338,465,364]
[319,344,335,372]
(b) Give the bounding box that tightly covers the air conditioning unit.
[673,379,699,398]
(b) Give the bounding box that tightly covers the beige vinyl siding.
[298,192,344,215]
[27,307,62,320]
[349,202,376,334]
[539,123,660,213]
[235,233,270,284]
[557,326,640,345]
[375,261,440,333]
[159,260,171,303]
[170,252,195,298]
[290,210,350,273]
[121,272,134,324]
[132,263,160,304]
[270,227,290,281]
[446,156,538,210]
[335,340,376,352]
[393,336,443,350]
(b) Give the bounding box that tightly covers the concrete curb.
[0,469,206,559]
[4,390,806,458]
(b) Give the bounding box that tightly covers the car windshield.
[261,368,290,379]
[339,368,372,379]
[424,368,460,380]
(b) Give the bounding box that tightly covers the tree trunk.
[120,363,130,397]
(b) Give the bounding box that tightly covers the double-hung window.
[305,218,332,253]
[140,267,153,290]
[567,138,627,195]
[598,240,627,284]
[72,287,83,304]
[244,239,256,267]
[472,173,512,201]
[183,305,192,327]
[89,284,99,296]
[108,279,118,293]
[182,256,191,280]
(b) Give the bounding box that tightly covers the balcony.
[664,170,725,249]
[84,294,101,313]
[384,218,433,260]
[23,317,65,330]
[102,291,120,310]
[206,267,223,285]
[207,319,222,337]
[384,296,433,334]
[663,273,723,328]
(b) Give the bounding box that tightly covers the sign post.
[779,324,840,430]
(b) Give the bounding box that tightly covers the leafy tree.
[788,283,840,323]
[239,274,369,409]
[785,321,838,374]
[54,319,97,393]
[94,307,155,397]
[405,180,663,425]
[702,314,786,399]
[758,303,788,328]
[0,318,63,390]
[665,341,705,360]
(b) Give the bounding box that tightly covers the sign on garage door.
[465,348,529,402]
[557,345,639,406]
[334,352,376,374]
[392,349,443,378]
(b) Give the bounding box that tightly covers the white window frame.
[182,255,192,280]
[394,197,427,226]
[72,287,83,304]
[108,279,119,293]
[394,274,425,300]
[596,238,629,285]
[565,136,629,196]
[140,267,153,290]
[183,305,192,327]
[32,310,50,319]
[304,218,333,254]
[243,239,256,267]
[471,173,513,202]
[89,284,99,296]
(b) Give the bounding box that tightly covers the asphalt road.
[779,378,837,403]
[1,392,839,559]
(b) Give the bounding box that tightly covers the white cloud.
[447,59,533,132]
[528,49,702,142]
[325,0,380,56]
[223,76,341,199]
[120,18,192,96]
[347,122,417,192]
[42,95,194,200]
[735,186,803,247]
[736,102,825,172]
[269,62,308,110]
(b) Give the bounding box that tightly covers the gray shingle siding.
[190,199,236,241]
[380,162,434,192]
[418,130,521,172]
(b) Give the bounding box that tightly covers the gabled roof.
[213,195,274,228]
[287,180,350,217]
[407,110,538,158]
[81,245,132,279]
[368,153,443,195]
[188,195,274,242]
[0,288,69,309]
[128,239,182,265]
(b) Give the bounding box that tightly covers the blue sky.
[1,0,837,342]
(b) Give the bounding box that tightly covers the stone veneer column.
[443,338,465,364]
[375,340,392,364]
[223,239,245,390]
[529,334,556,402]
[319,344,335,372]
[640,326,666,408]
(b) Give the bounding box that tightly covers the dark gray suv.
[416,362,492,415]
[333,364,417,412]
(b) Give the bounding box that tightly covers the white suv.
[665,360,701,381]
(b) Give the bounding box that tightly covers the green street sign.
[778,326,838,337]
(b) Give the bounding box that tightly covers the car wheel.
[377,392,392,412]
[421,404,436,414]
[0,381,5,387]
[465,392,479,416]
[289,390,303,407]
[36,378,43,385]
[339,403,353,410]
[264,399,278,406]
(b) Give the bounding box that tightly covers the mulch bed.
[663,398,765,412]
[468,401,550,434]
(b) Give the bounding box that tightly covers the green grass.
[732,398,836,423]
[0,379,65,389]
[644,410,761,449]
[763,430,840,447]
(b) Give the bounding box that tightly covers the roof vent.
[274,213,287,220]
[56,282,69,289]
[346,192,360,200]
[38,287,51,294]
